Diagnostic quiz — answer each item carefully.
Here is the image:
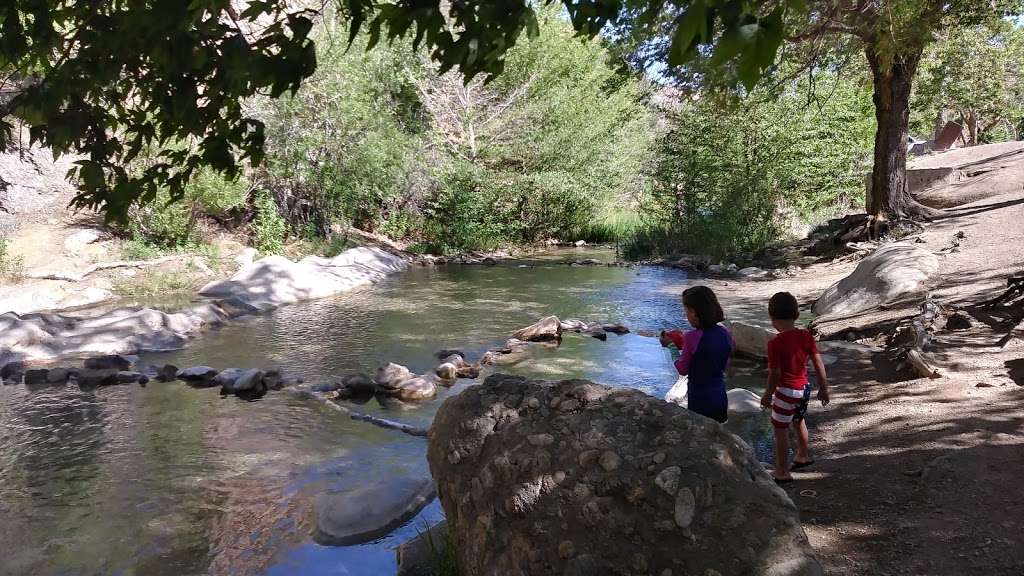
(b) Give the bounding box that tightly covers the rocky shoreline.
[0,246,408,366]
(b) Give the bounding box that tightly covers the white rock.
[233,247,258,268]
[726,388,763,415]
[727,321,776,359]
[737,267,768,279]
[63,229,101,253]
[813,242,941,317]
[200,246,407,311]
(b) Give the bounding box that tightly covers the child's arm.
[761,367,781,409]
[810,351,831,406]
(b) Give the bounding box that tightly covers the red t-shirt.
[767,329,819,390]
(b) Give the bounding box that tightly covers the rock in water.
[340,373,377,395]
[391,375,439,401]
[428,374,823,576]
[512,316,562,342]
[314,476,437,546]
[153,364,179,382]
[812,242,941,317]
[177,366,219,387]
[435,362,458,381]
[23,369,50,386]
[213,368,245,393]
[84,354,135,371]
[0,361,26,382]
[375,363,414,390]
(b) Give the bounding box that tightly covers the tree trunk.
[866,47,938,220]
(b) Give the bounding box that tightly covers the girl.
[672,286,733,423]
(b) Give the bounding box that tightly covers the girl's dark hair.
[768,291,800,320]
[682,285,724,328]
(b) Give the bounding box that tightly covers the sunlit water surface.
[0,249,773,575]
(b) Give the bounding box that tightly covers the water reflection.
[0,250,773,575]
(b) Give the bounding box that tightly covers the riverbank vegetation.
[4,4,1023,263]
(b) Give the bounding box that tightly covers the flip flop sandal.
[773,476,794,485]
[790,460,815,471]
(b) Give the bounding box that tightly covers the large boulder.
[728,322,776,359]
[512,316,562,342]
[428,374,822,576]
[812,242,941,317]
[199,246,407,310]
[314,476,437,546]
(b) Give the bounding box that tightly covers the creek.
[0,249,772,575]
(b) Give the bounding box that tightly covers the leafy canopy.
[11,0,1018,222]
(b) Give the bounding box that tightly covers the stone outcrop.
[428,374,822,576]
[812,243,941,318]
[199,246,407,311]
[313,475,436,546]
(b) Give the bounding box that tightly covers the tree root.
[982,276,1024,308]
[25,255,189,282]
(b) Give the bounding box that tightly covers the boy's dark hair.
[768,292,800,320]
[682,285,724,328]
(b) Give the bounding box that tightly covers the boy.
[760,292,830,483]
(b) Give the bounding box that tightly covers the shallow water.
[0,249,773,575]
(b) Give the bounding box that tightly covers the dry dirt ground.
[702,185,1024,575]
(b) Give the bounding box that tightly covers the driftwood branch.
[26,255,188,282]
[311,391,429,437]
[897,294,942,379]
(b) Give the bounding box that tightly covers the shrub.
[252,191,286,254]
[0,237,25,282]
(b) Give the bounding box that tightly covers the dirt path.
[703,187,1024,575]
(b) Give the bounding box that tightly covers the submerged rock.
[339,373,377,395]
[428,374,822,576]
[512,316,562,342]
[314,476,437,546]
[601,323,630,335]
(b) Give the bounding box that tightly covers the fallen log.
[311,391,429,438]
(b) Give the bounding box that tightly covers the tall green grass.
[578,208,644,244]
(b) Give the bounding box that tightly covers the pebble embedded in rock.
[655,466,681,495]
[674,488,696,528]
[599,450,621,471]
